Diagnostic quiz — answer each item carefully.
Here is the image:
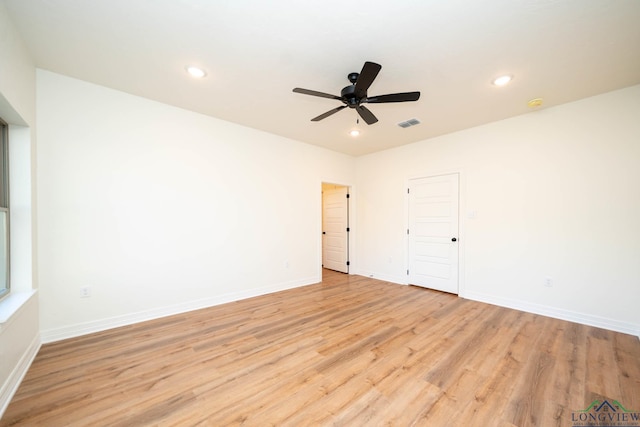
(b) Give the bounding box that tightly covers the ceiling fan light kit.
[293,61,420,125]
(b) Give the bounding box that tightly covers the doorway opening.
[322,183,350,276]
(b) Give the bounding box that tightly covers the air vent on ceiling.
[397,118,421,128]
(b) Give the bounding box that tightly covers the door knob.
[451,237,457,242]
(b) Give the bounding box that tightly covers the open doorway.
[322,183,350,275]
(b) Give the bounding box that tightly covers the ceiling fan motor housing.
[341,84,360,107]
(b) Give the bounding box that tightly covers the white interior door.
[322,185,349,273]
[408,174,459,294]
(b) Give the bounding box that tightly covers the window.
[0,118,8,300]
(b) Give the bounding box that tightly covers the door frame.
[319,181,354,278]
[405,170,466,296]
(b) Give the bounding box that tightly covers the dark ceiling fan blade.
[365,91,421,103]
[356,105,378,125]
[293,88,341,100]
[311,105,347,121]
[354,61,382,98]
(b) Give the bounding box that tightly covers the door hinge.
[407,269,409,275]
[407,188,410,194]
[347,261,350,266]
[346,193,350,198]
[407,229,409,235]
[347,227,350,232]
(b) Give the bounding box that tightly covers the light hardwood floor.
[2,270,639,426]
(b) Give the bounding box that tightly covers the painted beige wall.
[36,70,356,341]
[355,84,640,335]
[37,72,639,338]
[0,1,38,416]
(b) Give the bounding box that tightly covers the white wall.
[36,70,355,341]
[0,1,39,417]
[355,85,640,336]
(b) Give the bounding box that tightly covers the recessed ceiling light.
[186,66,207,78]
[349,130,360,137]
[492,75,513,86]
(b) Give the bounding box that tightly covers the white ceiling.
[4,0,640,156]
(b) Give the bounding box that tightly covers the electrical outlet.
[80,286,92,298]
[284,260,290,268]
[544,277,553,287]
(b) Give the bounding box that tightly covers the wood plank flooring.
[2,270,639,426]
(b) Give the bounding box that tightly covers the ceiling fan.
[293,61,420,125]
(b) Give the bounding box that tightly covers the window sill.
[0,290,37,329]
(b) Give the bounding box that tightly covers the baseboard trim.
[0,332,41,419]
[36,276,640,345]
[350,269,406,285]
[41,276,319,343]
[462,290,640,337]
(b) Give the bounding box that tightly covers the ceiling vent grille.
[398,118,421,128]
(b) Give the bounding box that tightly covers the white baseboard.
[350,269,406,285]
[462,290,640,337]
[0,332,41,419]
[35,275,640,345]
[41,276,319,343]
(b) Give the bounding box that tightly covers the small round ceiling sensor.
[527,98,543,108]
